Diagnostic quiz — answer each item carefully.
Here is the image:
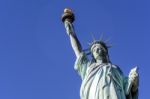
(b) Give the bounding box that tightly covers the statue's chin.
[95,56,102,61]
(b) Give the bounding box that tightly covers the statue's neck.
[96,59,103,64]
[96,56,109,64]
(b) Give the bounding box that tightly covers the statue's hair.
[89,40,109,53]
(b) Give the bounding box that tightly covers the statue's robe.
[74,53,138,99]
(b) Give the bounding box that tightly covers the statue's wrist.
[62,13,75,23]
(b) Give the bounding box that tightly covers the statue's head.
[90,40,110,62]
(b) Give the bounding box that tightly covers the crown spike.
[88,42,91,45]
[99,32,105,41]
[104,37,111,43]
[90,33,96,42]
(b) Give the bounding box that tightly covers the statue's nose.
[96,48,101,53]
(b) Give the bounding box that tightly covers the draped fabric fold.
[74,53,138,99]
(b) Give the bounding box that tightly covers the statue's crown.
[89,40,109,52]
[88,33,111,52]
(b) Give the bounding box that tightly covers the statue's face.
[91,44,106,60]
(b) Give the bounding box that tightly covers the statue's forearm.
[64,20,82,58]
[125,77,133,95]
[64,20,74,35]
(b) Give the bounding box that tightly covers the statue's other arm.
[125,67,139,99]
[62,9,82,58]
[128,67,139,92]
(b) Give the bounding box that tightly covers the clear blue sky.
[0,0,149,99]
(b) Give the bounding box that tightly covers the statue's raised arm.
[62,8,82,58]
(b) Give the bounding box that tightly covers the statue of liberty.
[61,8,139,99]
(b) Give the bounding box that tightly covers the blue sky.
[0,0,149,99]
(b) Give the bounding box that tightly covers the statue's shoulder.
[111,64,119,68]
[111,64,123,74]
[87,60,95,67]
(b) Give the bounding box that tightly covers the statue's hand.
[129,67,139,91]
[62,8,75,23]
[129,67,138,80]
